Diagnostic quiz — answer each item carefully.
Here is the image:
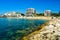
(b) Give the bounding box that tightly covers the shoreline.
[22,18,60,40]
[22,20,50,40]
[19,17,51,20]
[0,16,52,20]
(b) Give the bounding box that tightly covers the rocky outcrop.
[23,18,60,40]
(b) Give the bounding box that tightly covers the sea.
[0,18,47,40]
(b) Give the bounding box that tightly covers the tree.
[36,13,44,16]
[58,11,60,16]
[51,13,59,17]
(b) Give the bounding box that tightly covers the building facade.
[26,8,36,17]
[4,12,22,17]
[44,10,51,16]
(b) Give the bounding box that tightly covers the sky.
[0,0,60,14]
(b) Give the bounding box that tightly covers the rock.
[23,18,60,40]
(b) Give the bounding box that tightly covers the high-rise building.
[26,8,36,17]
[44,10,51,16]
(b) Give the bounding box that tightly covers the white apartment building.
[44,10,51,16]
[26,8,36,17]
[4,12,22,17]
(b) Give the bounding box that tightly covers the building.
[26,8,36,17]
[4,12,22,17]
[44,10,51,16]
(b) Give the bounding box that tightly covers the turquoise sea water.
[0,18,47,40]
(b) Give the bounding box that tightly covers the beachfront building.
[4,12,23,17]
[26,8,36,17]
[44,10,51,16]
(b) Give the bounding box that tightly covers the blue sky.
[0,0,60,14]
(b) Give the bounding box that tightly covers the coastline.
[0,16,52,20]
[19,16,51,20]
[0,18,48,40]
[22,18,60,40]
[22,20,50,40]
[0,16,60,40]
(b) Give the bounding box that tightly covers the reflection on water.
[0,18,47,40]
